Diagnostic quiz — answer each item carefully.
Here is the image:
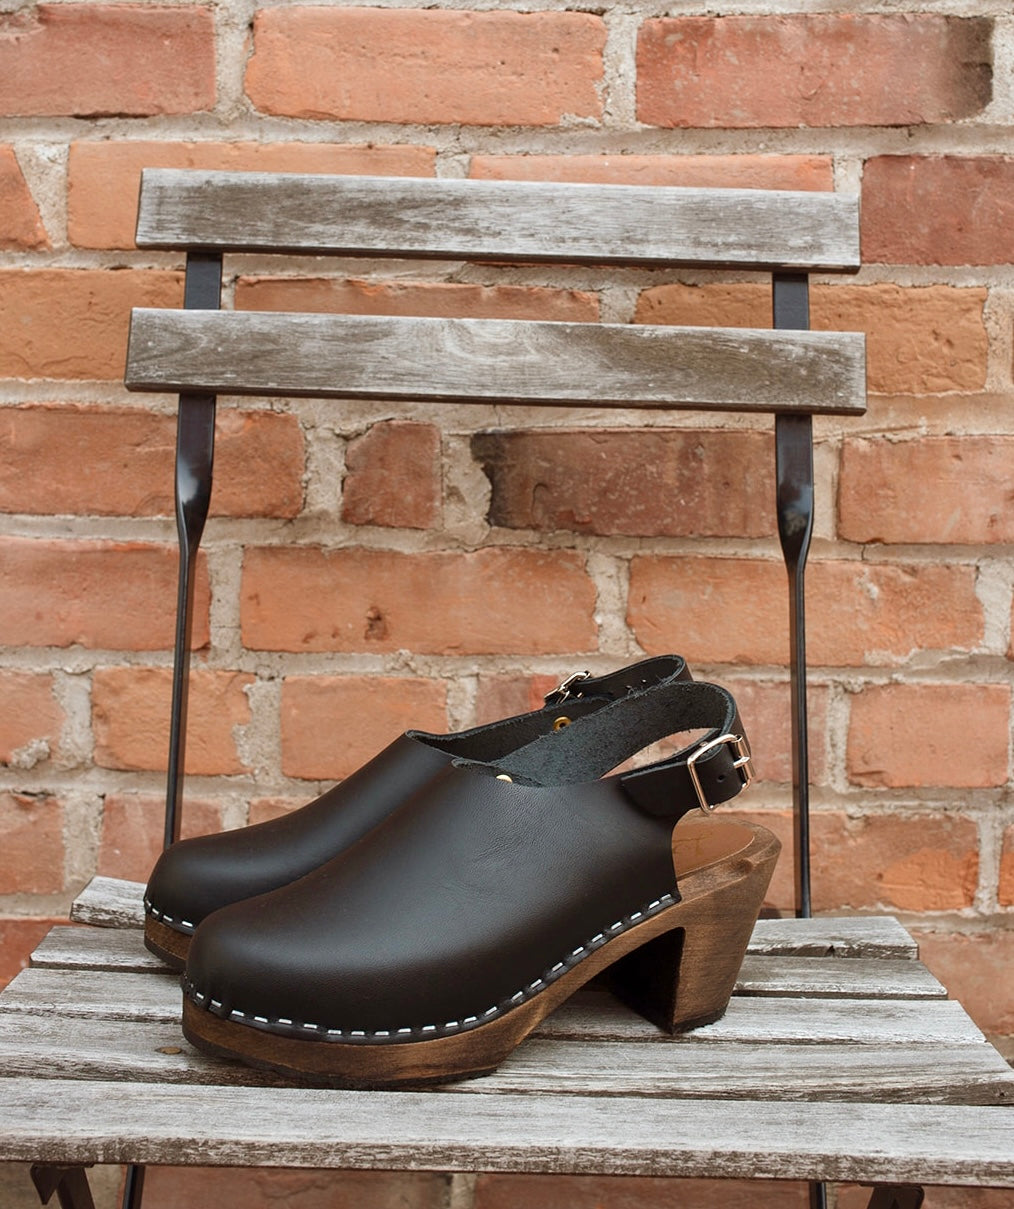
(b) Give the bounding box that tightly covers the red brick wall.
[1,2,1012,1205]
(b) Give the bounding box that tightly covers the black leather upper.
[183,676,752,1038]
[147,654,692,931]
[185,764,677,1033]
[145,735,449,930]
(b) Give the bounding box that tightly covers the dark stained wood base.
[144,916,190,970]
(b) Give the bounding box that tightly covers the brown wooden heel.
[144,916,190,969]
[607,821,780,1032]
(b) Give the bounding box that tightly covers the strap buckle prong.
[544,670,590,706]
[686,733,754,814]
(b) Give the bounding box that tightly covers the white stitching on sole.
[186,891,677,1044]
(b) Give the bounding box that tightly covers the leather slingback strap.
[412,654,693,766]
[543,653,692,707]
[620,726,754,818]
[488,676,753,822]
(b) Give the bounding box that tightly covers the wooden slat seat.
[2,1078,1013,1188]
[0,880,1011,1192]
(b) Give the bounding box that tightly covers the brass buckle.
[686,733,754,814]
[544,670,590,706]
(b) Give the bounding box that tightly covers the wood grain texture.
[484,1038,1014,1105]
[126,310,867,415]
[4,910,1013,1188]
[0,1014,286,1088]
[2,1079,1011,1185]
[30,925,166,974]
[65,880,919,964]
[1,968,180,1020]
[734,955,945,999]
[3,1011,1008,1105]
[3,970,981,1046]
[748,916,918,959]
[69,876,145,928]
[134,170,862,271]
[538,990,985,1046]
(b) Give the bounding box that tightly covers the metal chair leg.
[163,391,217,848]
[775,408,815,920]
[147,250,224,1209]
[773,272,821,1209]
[773,271,815,923]
[30,1165,96,1209]
[163,250,222,849]
[120,1161,146,1209]
[866,1186,925,1209]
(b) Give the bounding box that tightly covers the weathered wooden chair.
[1,172,1011,1209]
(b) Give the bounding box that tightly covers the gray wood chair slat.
[30,926,165,972]
[62,878,922,957]
[125,310,866,415]
[749,915,918,959]
[2,1013,1011,1105]
[134,170,861,272]
[489,1038,1014,1105]
[2,1078,1011,1185]
[2,967,984,1046]
[0,1016,285,1089]
[539,991,985,1047]
[69,875,146,928]
[2,968,181,1019]
[734,955,946,1000]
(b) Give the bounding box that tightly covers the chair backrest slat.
[134,170,861,272]
[126,310,866,415]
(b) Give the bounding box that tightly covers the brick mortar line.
[5,516,1014,564]
[977,811,1005,914]
[447,1172,477,1209]
[52,668,95,773]
[975,560,1014,656]
[212,0,260,122]
[10,643,1014,681]
[600,7,638,127]
[6,651,1007,681]
[4,393,1013,441]
[7,254,1014,297]
[63,789,103,889]
[4,397,1009,436]
[7,117,1014,154]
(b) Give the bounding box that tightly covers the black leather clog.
[180,676,777,1088]
[144,655,691,967]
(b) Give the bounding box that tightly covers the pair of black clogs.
[144,656,778,1088]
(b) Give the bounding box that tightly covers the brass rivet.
[553,716,572,731]
[495,773,513,782]
[157,1046,182,1055]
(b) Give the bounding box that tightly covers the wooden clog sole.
[144,916,190,969]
